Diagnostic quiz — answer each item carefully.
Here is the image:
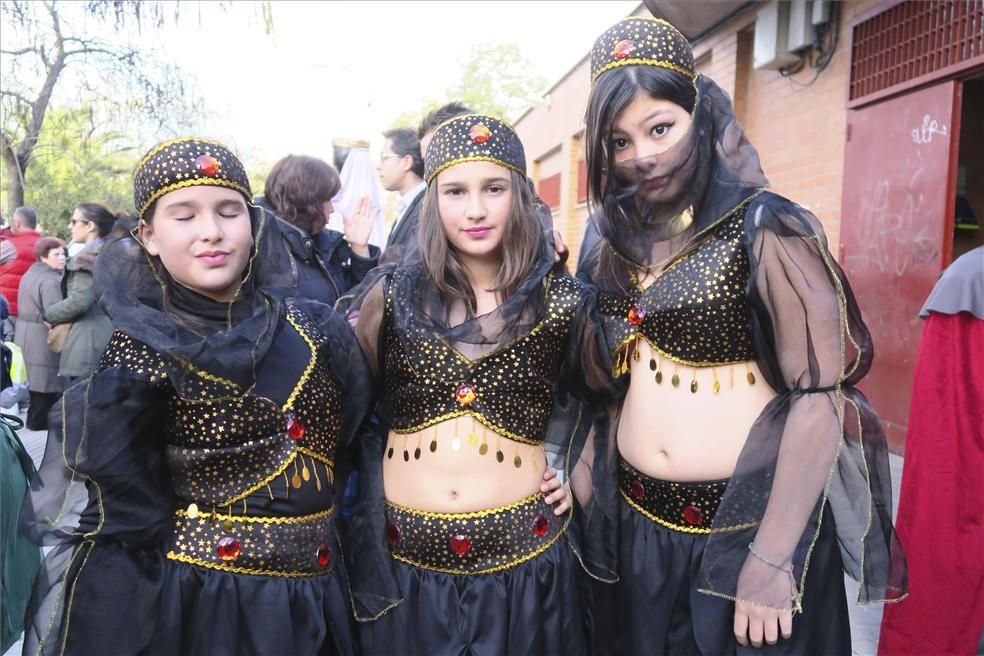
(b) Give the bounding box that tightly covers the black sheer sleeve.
[334,274,404,621]
[20,360,175,655]
[697,193,907,610]
[554,280,624,583]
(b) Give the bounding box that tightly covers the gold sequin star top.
[382,271,583,446]
[591,16,696,82]
[98,303,343,511]
[424,114,526,184]
[133,137,252,220]
[600,200,757,373]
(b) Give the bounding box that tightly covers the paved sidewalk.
[3,407,904,656]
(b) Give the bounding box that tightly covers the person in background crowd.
[576,16,907,654]
[377,127,425,254]
[13,237,66,430]
[330,140,388,250]
[878,246,984,656]
[255,154,378,307]
[44,203,115,385]
[0,207,42,325]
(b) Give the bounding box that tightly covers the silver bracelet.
[748,543,792,573]
[747,543,804,614]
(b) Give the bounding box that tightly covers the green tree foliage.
[21,106,137,240]
[388,42,546,130]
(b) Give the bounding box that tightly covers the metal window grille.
[850,0,983,102]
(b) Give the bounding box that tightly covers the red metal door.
[840,81,961,452]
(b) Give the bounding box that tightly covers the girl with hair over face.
[340,115,615,656]
[20,138,373,656]
[576,17,908,655]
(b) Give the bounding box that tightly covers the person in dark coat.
[13,236,66,429]
[255,154,378,306]
[44,204,116,384]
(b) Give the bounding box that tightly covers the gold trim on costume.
[282,309,319,413]
[593,58,696,82]
[426,156,526,185]
[386,493,572,576]
[138,177,251,220]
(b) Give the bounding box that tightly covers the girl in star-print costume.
[575,16,908,655]
[20,137,375,656]
[338,113,620,656]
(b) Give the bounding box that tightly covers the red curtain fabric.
[879,312,984,655]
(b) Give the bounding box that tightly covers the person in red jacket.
[0,207,42,320]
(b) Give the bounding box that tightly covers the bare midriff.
[616,338,777,482]
[383,414,547,513]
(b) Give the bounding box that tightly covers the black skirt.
[606,461,851,656]
[357,492,588,656]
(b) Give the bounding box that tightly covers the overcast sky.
[138,1,640,164]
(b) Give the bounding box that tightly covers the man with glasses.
[377,127,425,253]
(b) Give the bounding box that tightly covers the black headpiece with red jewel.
[423,113,526,184]
[133,136,252,220]
[590,16,696,83]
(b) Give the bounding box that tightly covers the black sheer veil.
[577,74,907,609]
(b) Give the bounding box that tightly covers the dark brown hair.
[75,202,117,238]
[264,155,341,235]
[34,236,64,260]
[418,169,541,311]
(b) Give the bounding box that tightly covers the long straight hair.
[417,169,542,313]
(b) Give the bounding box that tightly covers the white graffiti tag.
[911,114,948,144]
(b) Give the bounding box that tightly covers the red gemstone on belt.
[627,305,647,326]
[450,534,471,556]
[631,479,646,500]
[316,543,331,567]
[287,415,306,440]
[387,523,401,544]
[683,504,705,525]
[532,513,549,537]
[216,536,241,562]
[195,154,221,176]
[455,383,478,406]
[469,123,491,144]
[613,39,635,60]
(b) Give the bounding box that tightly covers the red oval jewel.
[469,123,491,144]
[455,383,478,406]
[631,479,646,500]
[387,523,401,544]
[532,513,549,537]
[613,39,635,60]
[287,415,306,440]
[316,543,331,567]
[216,536,241,561]
[627,305,647,326]
[195,154,221,176]
[683,504,704,525]
[450,534,471,556]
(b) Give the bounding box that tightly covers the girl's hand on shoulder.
[343,195,375,258]
[541,467,571,515]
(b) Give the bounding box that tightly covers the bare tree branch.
[0,47,38,56]
[0,90,35,107]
